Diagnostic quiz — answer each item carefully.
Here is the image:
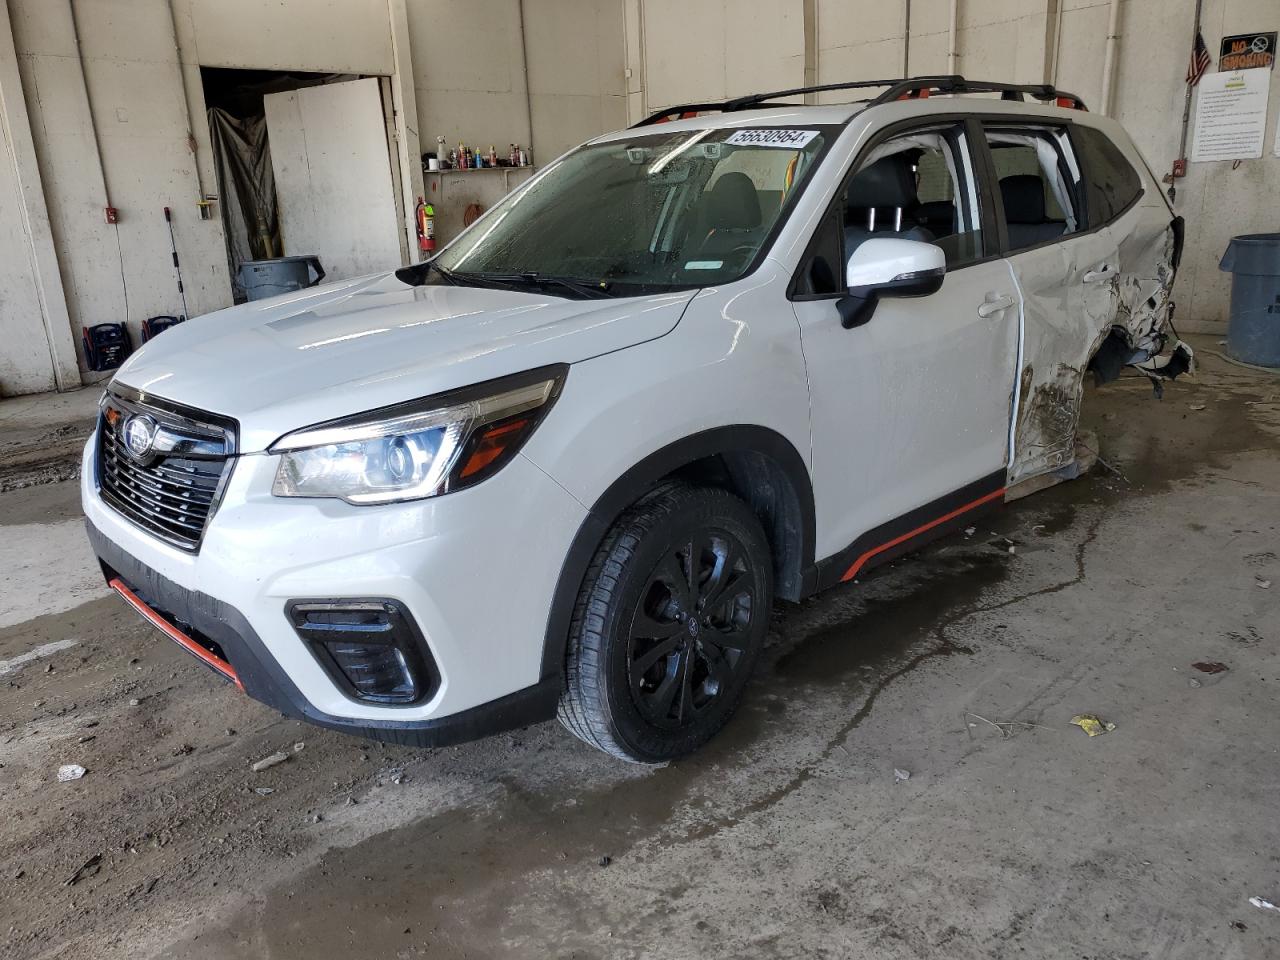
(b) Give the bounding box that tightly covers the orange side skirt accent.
[109,577,243,689]
[840,488,1006,583]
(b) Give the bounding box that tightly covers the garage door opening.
[201,68,408,302]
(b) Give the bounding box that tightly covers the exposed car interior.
[984,128,1081,253]
[685,170,766,260]
[999,173,1068,248]
[843,156,937,250]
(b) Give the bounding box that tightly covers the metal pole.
[164,0,203,198]
[516,0,535,164]
[902,0,911,77]
[164,207,190,320]
[1099,0,1121,115]
[947,0,958,74]
[1048,0,1065,85]
[68,0,111,206]
[1176,0,1205,166]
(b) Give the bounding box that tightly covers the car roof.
[590,104,860,142]
[592,98,1107,146]
[598,76,1098,144]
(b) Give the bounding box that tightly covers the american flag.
[1187,31,1211,85]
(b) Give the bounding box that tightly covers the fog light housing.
[288,600,437,705]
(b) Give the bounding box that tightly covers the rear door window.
[1073,126,1143,227]
[982,125,1082,255]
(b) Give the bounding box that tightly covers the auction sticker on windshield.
[725,129,819,149]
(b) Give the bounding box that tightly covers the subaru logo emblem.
[123,415,157,460]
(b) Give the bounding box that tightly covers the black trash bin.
[1219,233,1280,367]
[238,256,326,302]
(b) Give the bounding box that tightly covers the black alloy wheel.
[558,482,773,763]
[627,529,756,730]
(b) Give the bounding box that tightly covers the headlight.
[270,366,565,504]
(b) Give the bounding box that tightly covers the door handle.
[977,295,1014,318]
[1083,264,1115,283]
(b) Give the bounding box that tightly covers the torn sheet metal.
[1115,225,1175,354]
[1009,204,1179,485]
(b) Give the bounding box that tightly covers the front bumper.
[81,431,586,746]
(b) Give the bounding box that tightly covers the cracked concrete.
[1,338,1278,959]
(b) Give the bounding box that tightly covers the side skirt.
[809,469,1008,594]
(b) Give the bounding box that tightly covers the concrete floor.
[1,338,1278,959]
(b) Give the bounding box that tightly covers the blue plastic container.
[1220,234,1280,367]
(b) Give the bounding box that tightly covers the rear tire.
[557,482,773,763]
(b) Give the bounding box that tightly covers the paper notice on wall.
[1191,69,1271,162]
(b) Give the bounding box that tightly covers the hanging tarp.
[208,107,280,301]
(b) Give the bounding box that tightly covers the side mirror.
[838,238,946,329]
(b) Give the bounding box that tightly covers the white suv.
[83,76,1187,762]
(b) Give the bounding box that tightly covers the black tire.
[557,482,773,763]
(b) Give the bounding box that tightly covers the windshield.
[420,125,835,297]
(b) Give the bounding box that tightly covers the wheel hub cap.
[626,529,756,729]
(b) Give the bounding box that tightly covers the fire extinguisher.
[416,197,435,253]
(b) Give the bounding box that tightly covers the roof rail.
[872,76,1088,110]
[630,74,1087,128]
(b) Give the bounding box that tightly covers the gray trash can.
[1219,233,1280,367]
[238,256,326,301]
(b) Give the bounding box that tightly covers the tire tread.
[557,482,768,762]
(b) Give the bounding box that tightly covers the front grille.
[96,388,237,552]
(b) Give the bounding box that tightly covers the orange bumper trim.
[109,577,243,689]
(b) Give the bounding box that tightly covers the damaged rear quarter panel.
[1114,213,1177,355]
[1009,191,1175,485]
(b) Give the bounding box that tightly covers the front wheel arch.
[540,425,815,684]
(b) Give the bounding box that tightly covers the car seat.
[687,172,763,260]
[844,156,936,254]
[999,174,1066,248]
[913,200,956,238]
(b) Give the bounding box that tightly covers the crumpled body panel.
[1115,224,1177,356]
[1009,205,1175,485]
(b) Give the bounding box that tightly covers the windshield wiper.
[394,259,458,287]
[454,272,615,299]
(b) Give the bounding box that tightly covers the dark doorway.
[200,68,355,301]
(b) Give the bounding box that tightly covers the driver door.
[790,120,1020,582]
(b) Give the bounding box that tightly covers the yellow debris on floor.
[1070,714,1117,737]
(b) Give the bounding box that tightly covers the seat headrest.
[846,156,918,210]
[999,175,1047,224]
[702,172,761,231]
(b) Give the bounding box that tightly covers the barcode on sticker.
[725,129,818,149]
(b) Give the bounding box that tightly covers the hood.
[114,272,695,452]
